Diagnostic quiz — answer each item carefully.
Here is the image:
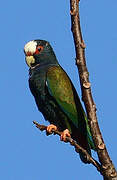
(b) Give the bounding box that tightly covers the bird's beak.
[25,55,35,67]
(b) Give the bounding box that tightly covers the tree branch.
[33,120,101,173]
[70,0,117,179]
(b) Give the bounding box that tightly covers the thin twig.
[33,120,101,173]
[70,0,117,179]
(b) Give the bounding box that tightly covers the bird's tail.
[78,115,95,163]
[72,130,93,164]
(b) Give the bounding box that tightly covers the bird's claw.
[60,129,71,142]
[46,124,57,135]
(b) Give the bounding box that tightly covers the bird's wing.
[46,66,95,150]
[46,65,79,128]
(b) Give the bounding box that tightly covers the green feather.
[47,65,95,150]
[47,66,78,128]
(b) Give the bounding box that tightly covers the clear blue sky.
[1,0,117,179]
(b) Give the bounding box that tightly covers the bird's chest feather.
[29,68,47,96]
[29,67,54,113]
[29,67,66,126]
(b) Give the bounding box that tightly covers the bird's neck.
[29,61,59,76]
[31,54,59,69]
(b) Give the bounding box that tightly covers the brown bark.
[33,121,101,172]
[70,0,117,179]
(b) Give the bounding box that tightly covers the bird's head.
[24,39,58,68]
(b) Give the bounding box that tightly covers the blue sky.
[1,0,117,179]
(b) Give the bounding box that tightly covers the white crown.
[24,40,37,54]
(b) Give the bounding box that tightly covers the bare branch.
[33,120,101,173]
[70,0,117,179]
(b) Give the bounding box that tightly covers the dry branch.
[70,0,117,179]
[33,120,101,172]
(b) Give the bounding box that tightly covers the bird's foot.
[60,129,71,142]
[46,124,57,135]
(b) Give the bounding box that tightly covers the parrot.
[24,39,95,163]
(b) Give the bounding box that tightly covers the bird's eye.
[35,45,43,54]
[38,47,42,52]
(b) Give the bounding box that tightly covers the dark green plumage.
[24,39,95,163]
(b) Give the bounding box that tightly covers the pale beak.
[25,55,35,67]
